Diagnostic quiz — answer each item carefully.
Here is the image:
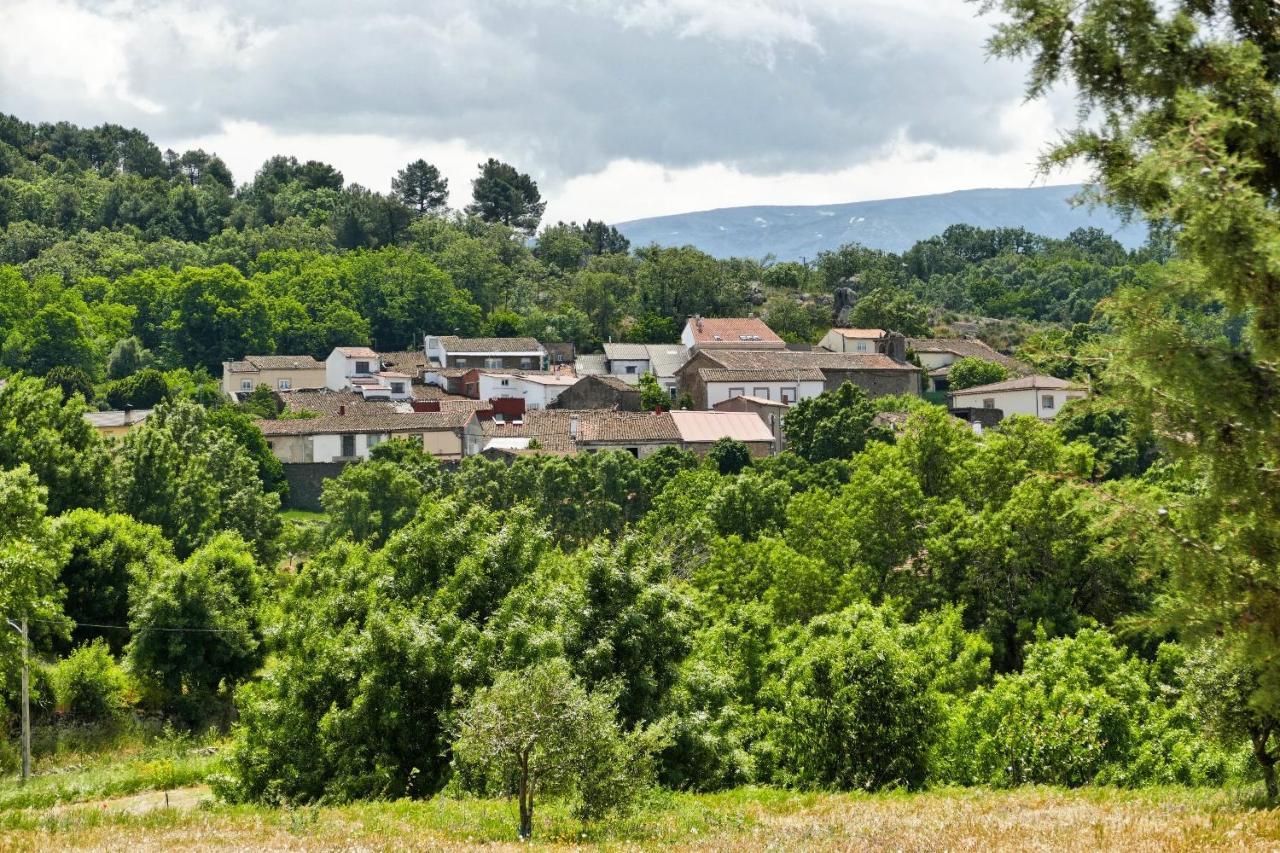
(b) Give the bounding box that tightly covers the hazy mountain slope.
[614,185,1146,259]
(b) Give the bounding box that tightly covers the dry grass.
[0,786,1278,851]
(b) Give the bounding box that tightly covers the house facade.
[819,328,887,354]
[425,335,546,371]
[256,410,481,463]
[713,395,788,451]
[678,349,921,408]
[222,355,326,397]
[907,337,1027,392]
[948,374,1088,420]
[474,371,577,410]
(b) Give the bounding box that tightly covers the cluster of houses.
[68,314,1087,507]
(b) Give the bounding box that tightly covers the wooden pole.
[19,617,29,784]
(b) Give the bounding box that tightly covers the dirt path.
[59,785,210,816]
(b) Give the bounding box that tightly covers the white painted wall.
[325,350,381,391]
[950,388,1086,419]
[704,379,824,409]
[820,330,880,354]
[915,351,954,371]
[311,432,385,462]
[608,359,649,379]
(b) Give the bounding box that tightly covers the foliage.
[321,460,427,547]
[126,533,263,723]
[454,658,654,839]
[49,640,129,722]
[946,356,1009,391]
[782,382,881,463]
[637,372,668,411]
[706,437,751,475]
[466,159,546,234]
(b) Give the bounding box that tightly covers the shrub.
[947,357,1009,391]
[50,640,129,722]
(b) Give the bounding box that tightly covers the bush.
[947,357,1009,391]
[50,640,129,722]
[105,368,170,409]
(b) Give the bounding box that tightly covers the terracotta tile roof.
[278,389,392,417]
[829,328,887,338]
[715,395,788,409]
[603,343,652,360]
[379,350,429,375]
[685,317,783,345]
[591,375,640,393]
[255,410,473,436]
[670,410,775,443]
[226,355,324,372]
[906,338,1027,372]
[699,368,826,383]
[577,412,680,442]
[335,346,380,358]
[440,336,544,353]
[575,354,608,376]
[949,374,1086,395]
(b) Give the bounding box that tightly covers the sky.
[0,0,1089,224]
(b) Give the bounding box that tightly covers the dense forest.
[2,0,1280,838]
[0,108,1169,409]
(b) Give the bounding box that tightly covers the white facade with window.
[949,374,1087,420]
[704,378,824,408]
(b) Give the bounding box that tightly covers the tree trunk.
[1253,730,1277,804]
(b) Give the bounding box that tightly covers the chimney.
[338,404,346,416]
[695,316,703,333]
[569,415,579,440]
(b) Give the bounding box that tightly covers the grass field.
[1,741,1278,850]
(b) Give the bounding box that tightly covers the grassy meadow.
[0,737,1278,851]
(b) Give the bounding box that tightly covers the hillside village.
[170,316,1083,508]
[76,312,1089,508]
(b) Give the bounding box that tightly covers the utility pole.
[19,617,29,784]
[6,617,30,784]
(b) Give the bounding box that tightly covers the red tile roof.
[685,317,783,345]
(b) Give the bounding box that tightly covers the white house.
[601,343,690,397]
[476,372,578,409]
[698,367,827,409]
[819,328,886,354]
[256,410,481,463]
[602,343,651,380]
[324,347,412,401]
[948,374,1088,420]
[906,338,1027,392]
[425,335,546,370]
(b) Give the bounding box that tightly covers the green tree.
[707,437,752,475]
[765,605,940,790]
[466,158,546,233]
[106,336,152,380]
[847,287,931,336]
[0,466,67,693]
[50,640,129,723]
[104,367,170,409]
[112,399,281,560]
[974,0,1280,736]
[170,265,274,372]
[947,356,1009,391]
[391,159,449,215]
[453,658,652,840]
[0,376,109,514]
[783,381,880,463]
[52,509,172,653]
[637,372,668,411]
[126,533,263,722]
[321,460,426,547]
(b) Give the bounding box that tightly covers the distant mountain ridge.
[614,185,1146,260]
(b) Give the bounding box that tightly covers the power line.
[12,616,242,635]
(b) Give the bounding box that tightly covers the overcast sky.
[2,0,1087,224]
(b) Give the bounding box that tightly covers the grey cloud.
[10,0,1051,181]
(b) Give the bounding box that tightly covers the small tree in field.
[453,658,652,840]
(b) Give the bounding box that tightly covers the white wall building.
[948,375,1088,420]
[477,372,578,409]
[699,368,826,409]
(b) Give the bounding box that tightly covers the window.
[266,440,274,450]
[355,360,370,374]
[1042,394,1056,411]
[341,434,356,458]
[781,387,796,404]
[454,358,466,368]
[390,382,405,395]
[753,387,770,399]
[485,358,503,369]
[367,434,381,449]
[729,387,745,399]
[520,358,533,370]
[983,398,995,409]
[625,365,637,374]
[500,378,510,387]
[856,341,869,352]
[668,387,677,399]
[240,379,252,391]
[278,378,291,391]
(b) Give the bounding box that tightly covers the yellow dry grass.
[1,786,1278,851]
